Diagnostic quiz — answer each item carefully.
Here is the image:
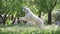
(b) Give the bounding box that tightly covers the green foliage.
[0,0,25,17]
[0,0,60,24]
[53,10,60,21]
[0,0,58,17]
[5,19,12,25]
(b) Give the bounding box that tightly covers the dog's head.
[22,7,31,13]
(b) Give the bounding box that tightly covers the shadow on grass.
[0,23,35,28]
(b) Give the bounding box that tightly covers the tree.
[47,0,57,24]
[39,0,57,24]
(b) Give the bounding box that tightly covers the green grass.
[0,24,60,34]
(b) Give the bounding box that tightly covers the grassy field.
[0,24,60,34]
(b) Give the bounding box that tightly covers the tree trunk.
[17,17,20,24]
[0,15,3,24]
[39,9,41,18]
[12,17,16,24]
[48,10,52,25]
[39,13,41,18]
[0,15,7,25]
[3,15,7,25]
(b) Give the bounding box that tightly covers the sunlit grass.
[0,24,60,34]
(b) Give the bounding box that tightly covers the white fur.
[21,7,44,30]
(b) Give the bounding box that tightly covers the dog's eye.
[23,9,24,11]
[23,8,26,11]
[23,8,26,10]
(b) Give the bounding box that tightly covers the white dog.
[21,7,44,30]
